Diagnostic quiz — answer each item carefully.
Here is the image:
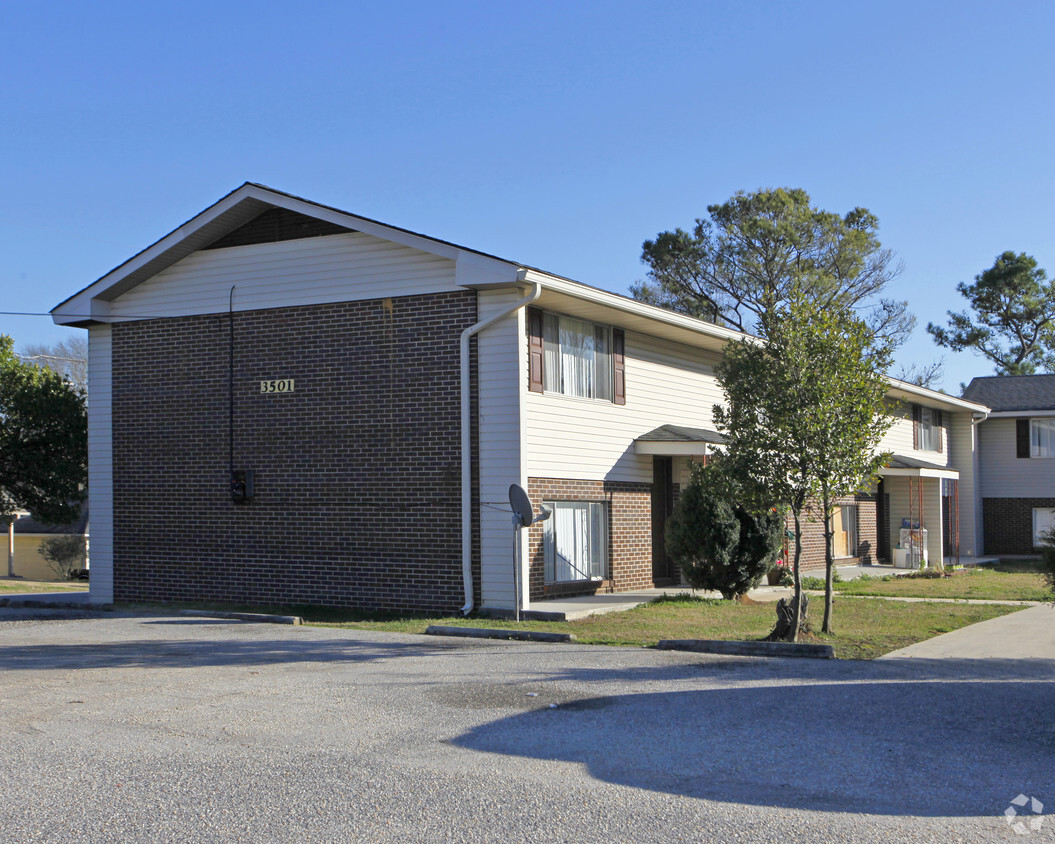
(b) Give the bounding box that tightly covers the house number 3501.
[260,379,295,394]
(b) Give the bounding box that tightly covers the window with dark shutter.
[528,307,544,393]
[912,405,920,450]
[613,328,626,405]
[936,410,944,453]
[1017,419,1031,458]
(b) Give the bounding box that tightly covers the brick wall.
[786,495,877,570]
[982,497,1055,554]
[111,290,479,613]
[526,478,653,599]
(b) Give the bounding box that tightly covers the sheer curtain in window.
[544,502,606,582]
[1031,420,1055,457]
[559,317,594,398]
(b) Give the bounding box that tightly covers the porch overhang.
[879,455,959,480]
[634,425,725,456]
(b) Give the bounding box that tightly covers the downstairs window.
[543,501,607,583]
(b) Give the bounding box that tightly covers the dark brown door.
[877,479,890,562]
[651,456,675,584]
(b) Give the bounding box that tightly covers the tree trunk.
[767,593,810,642]
[822,493,835,635]
[782,508,806,642]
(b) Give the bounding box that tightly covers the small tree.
[665,459,783,600]
[809,310,893,632]
[714,291,892,639]
[39,534,86,580]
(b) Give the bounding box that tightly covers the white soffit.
[634,442,711,456]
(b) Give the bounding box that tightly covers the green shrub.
[665,459,783,600]
[38,535,86,580]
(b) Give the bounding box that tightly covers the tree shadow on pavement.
[453,670,1055,818]
[0,634,449,671]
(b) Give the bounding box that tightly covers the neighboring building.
[963,374,1055,554]
[6,508,89,581]
[52,184,989,612]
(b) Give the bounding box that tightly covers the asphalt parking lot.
[0,609,1052,843]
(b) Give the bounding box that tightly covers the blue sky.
[2,0,1052,393]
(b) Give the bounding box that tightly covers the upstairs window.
[914,405,941,452]
[543,314,611,400]
[1017,418,1055,458]
[528,308,625,403]
[1031,419,1055,458]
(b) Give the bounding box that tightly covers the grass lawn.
[302,594,1025,660]
[0,579,88,593]
[831,561,1052,602]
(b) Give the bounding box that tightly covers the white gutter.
[459,278,542,615]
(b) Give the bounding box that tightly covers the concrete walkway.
[879,603,1055,660]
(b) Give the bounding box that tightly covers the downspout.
[460,277,542,615]
[970,410,990,557]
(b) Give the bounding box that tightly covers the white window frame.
[1032,508,1055,546]
[541,312,613,401]
[543,500,608,583]
[1030,419,1055,458]
[829,504,859,559]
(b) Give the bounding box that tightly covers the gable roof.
[962,375,1055,412]
[48,182,750,355]
[51,182,523,326]
[47,182,992,415]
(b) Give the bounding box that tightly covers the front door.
[877,479,889,562]
[651,456,675,584]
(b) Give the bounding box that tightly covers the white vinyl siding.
[525,331,723,483]
[946,411,980,557]
[109,232,458,320]
[978,418,1055,498]
[878,402,953,466]
[476,290,528,611]
[86,325,113,604]
[885,477,944,564]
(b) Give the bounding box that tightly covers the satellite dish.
[509,483,533,528]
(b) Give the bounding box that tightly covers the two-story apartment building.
[963,375,1055,554]
[53,184,989,613]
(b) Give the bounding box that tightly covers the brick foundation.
[111,290,479,613]
[526,478,653,600]
[982,497,1055,554]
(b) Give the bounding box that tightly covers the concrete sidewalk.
[879,602,1055,660]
